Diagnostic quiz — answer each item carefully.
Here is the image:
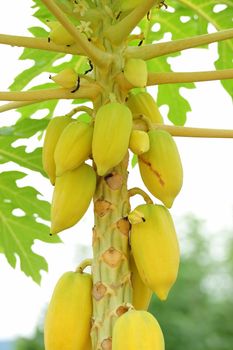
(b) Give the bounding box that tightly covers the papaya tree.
[0,0,232,349]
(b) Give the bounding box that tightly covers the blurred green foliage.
[14,328,44,350]
[14,215,233,350]
[150,216,233,350]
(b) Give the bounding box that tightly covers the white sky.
[0,0,233,341]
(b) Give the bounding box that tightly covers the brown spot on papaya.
[93,282,107,301]
[139,156,165,186]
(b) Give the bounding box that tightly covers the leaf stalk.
[127,28,233,60]
[104,0,159,45]
[0,83,101,102]
[0,33,84,55]
[153,124,233,138]
[147,69,233,85]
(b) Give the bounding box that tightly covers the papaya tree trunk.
[90,7,135,347]
[91,154,132,349]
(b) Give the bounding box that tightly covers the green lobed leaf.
[0,171,60,284]
[148,55,195,125]
[175,0,233,97]
[0,138,44,174]
[139,0,233,125]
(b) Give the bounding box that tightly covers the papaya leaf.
[0,171,60,284]
[13,118,48,138]
[131,154,138,168]
[0,117,47,175]
[0,137,44,175]
[139,0,233,125]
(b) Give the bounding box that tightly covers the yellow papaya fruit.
[42,116,73,185]
[92,102,132,176]
[138,129,183,208]
[50,68,78,89]
[54,121,93,176]
[112,310,164,350]
[44,270,92,350]
[47,21,76,45]
[126,91,163,124]
[129,203,180,300]
[51,163,96,234]
[129,130,150,155]
[130,253,152,310]
[124,58,147,88]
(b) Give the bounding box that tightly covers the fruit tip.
[163,197,174,209]
[50,224,59,235]
[97,167,108,177]
[156,289,169,301]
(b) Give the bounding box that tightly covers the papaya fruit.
[129,130,150,155]
[51,163,96,234]
[44,270,92,350]
[112,310,164,350]
[92,102,132,176]
[129,203,180,300]
[54,121,93,176]
[126,91,163,124]
[130,253,152,310]
[124,58,147,88]
[47,21,76,45]
[42,116,73,185]
[50,68,78,89]
[138,129,183,208]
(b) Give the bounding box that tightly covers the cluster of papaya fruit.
[42,87,182,349]
[43,261,165,350]
[42,90,182,233]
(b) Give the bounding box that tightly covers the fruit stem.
[76,259,93,273]
[41,0,112,68]
[0,33,83,55]
[104,0,159,45]
[0,83,101,101]
[65,106,93,118]
[128,187,153,204]
[137,114,154,130]
[126,28,233,60]
[153,124,233,138]
[147,69,233,85]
